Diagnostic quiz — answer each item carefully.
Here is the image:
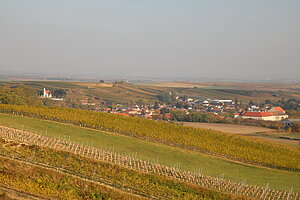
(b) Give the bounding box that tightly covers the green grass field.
[0,113,299,192]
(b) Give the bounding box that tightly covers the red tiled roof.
[272,107,285,112]
[243,112,273,117]
[115,113,130,117]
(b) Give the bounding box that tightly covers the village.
[99,97,289,121]
[1,2,300,198]
[40,87,300,131]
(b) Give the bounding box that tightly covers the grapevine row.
[0,125,298,200]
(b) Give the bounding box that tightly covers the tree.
[160,107,170,115]
[171,110,187,121]
[156,93,172,104]
[175,102,183,108]
[53,89,66,98]
[265,99,272,104]
[234,97,239,105]
[153,101,160,109]
[0,85,42,105]
[248,100,255,105]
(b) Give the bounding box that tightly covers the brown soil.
[181,122,274,135]
[75,83,113,88]
[145,82,208,88]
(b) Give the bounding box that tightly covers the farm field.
[180,122,275,135]
[181,122,300,147]
[143,82,209,88]
[0,157,137,200]
[0,113,299,192]
[1,81,163,104]
[278,133,300,139]
[2,80,299,105]
[141,81,300,102]
[252,132,300,147]
[1,105,299,170]
[144,82,300,92]
[23,81,85,90]
[75,82,114,88]
[0,138,249,200]
[177,87,299,103]
[252,136,300,147]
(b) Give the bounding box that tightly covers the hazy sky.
[0,0,299,80]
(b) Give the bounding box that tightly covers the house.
[269,107,286,113]
[268,106,289,120]
[82,102,96,106]
[187,98,194,102]
[248,105,260,111]
[127,109,140,115]
[212,99,233,104]
[203,100,210,106]
[103,108,111,112]
[234,113,240,118]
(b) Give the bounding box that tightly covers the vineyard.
[0,104,299,171]
[0,125,299,200]
[0,127,248,200]
[0,157,137,200]
[2,112,299,192]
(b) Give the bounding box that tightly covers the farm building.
[234,107,288,121]
[211,99,233,104]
